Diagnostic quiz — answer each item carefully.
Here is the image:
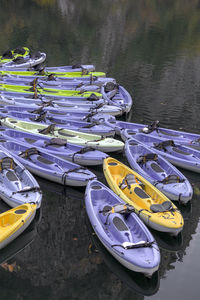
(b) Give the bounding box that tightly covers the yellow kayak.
[103,157,184,236]
[0,203,37,249]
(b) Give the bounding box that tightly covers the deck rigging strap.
[30,111,47,123]
[12,186,42,194]
[61,166,93,184]
[72,146,95,162]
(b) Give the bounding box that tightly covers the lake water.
[0,1,200,299]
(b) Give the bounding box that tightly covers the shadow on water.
[85,214,160,298]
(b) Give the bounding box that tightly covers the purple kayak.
[0,104,116,123]
[101,82,133,113]
[0,95,123,116]
[125,139,193,203]
[85,180,160,277]
[122,132,200,173]
[0,128,108,166]
[0,139,96,186]
[102,119,200,147]
[0,111,115,137]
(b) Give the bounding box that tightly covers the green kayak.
[0,70,105,79]
[0,83,102,99]
[1,117,124,153]
[0,47,30,65]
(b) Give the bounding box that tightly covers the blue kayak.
[0,104,116,123]
[102,119,200,147]
[0,139,96,186]
[0,145,42,208]
[85,180,160,277]
[125,139,193,203]
[122,132,200,173]
[0,111,115,137]
[0,128,108,166]
[101,83,133,113]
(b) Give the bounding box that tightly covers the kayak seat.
[0,157,16,172]
[119,174,140,190]
[6,170,18,182]
[133,187,149,199]
[158,175,185,184]
[151,162,164,173]
[150,201,173,213]
[172,147,190,155]
[154,140,175,151]
[137,153,158,164]
[113,216,128,231]
[37,156,54,165]
[45,138,67,147]
[24,138,37,144]
[19,147,40,159]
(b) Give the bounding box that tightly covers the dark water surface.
[0,0,200,299]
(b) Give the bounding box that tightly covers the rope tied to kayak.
[153,140,175,152]
[99,203,135,225]
[38,123,56,135]
[12,186,42,195]
[72,146,96,162]
[90,102,104,111]
[0,157,16,172]
[61,166,94,185]
[19,147,40,159]
[137,153,158,164]
[81,111,98,122]
[28,107,44,114]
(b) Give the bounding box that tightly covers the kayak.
[0,104,116,123]
[103,157,184,236]
[0,97,123,116]
[0,139,96,186]
[2,52,46,69]
[101,83,133,113]
[0,203,37,249]
[1,117,124,152]
[4,63,95,72]
[0,95,108,111]
[0,128,109,166]
[0,47,30,66]
[124,139,193,203]
[0,70,106,80]
[103,119,200,146]
[122,132,200,173]
[0,111,115,137]
[0,75,115,89]
[85,180,160,277]
[0,146,42,208]
[0,83,103,100]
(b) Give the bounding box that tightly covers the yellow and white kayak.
[0,203,37,249]
[103,157,184,236]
